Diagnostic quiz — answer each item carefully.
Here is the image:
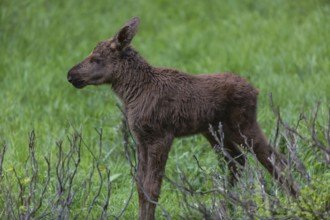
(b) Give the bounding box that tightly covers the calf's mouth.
[67,74,86,89]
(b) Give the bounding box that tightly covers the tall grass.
[1,0,330,218]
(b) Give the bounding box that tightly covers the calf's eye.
[90,57,102,64]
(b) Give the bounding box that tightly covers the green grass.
[1,0,330,219]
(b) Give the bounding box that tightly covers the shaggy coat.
[68,17,298,220]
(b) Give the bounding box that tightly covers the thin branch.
[0,141,7,177]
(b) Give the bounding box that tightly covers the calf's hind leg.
[232,122,299,197]
[203,132,246,186]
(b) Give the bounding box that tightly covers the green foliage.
[294,174,330,219]
[1,0,330,218]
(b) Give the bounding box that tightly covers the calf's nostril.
[67,74,73,82]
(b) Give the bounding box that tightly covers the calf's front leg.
[137,134,173,220]
[136,144,148,219]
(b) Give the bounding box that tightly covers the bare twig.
[0,142,6,177]
[100,167,112,219]
[115,115,138,219]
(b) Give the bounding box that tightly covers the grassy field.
[1,0,330,219]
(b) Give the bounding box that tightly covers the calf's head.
[67,17,140,88]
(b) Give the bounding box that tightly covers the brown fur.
[68,17,298,220]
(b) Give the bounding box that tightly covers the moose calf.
[68,17,298,220]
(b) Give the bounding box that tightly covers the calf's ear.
[112,17,140,50]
